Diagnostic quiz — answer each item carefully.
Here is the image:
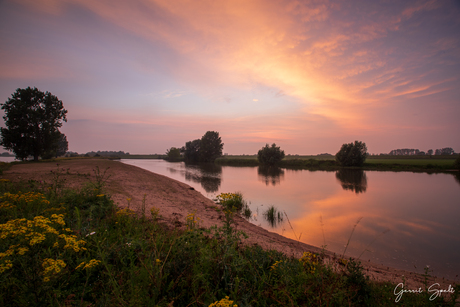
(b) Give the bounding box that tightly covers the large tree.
[184,139,201,163]
[200,131,224,162]
[1,87,67,161]
[335,140,368,167]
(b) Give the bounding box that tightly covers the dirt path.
[3,158,457,291]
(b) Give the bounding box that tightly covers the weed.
[0,177,456,306]
[263,205,284,227]
[215,192,252,220]
[342,216,363,259]
[89,166,111,194]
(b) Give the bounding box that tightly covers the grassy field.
[216,154,459,171]
[1,172,458,306]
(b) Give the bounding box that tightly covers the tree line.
[389,148,455,156]
[2,87,454,168]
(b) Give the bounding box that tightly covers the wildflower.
[116,208,136,216]
[96,194,105,197]
[300,251,319,274]
[42,258,66,281]
[76,259,101,270]
[186,211,200,230]
[0,260,13,273]
[270,260,283,271]
[85,231,96,237]
[156,259,161,265]
[58,234,87,252]
[150,207,160,219]
[209,296,237,307]
[338,258,348,266]
[17,247,29,255]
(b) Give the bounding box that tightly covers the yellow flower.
[0,260,13,273]
[17,247,29,255]
[42,258,66,281]
[96,194,105,197]
[299,252,319,274]
[76,259,101,270]
[209,296,237,307]
[270,260,283,271]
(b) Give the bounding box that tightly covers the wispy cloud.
[1,0,459,153]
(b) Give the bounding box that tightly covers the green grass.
[0,172,458,306]
[215,154,459,172]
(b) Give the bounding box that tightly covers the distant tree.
[335,141,368,167]
[427,149,433,156]
[166,147,181,161]
[0,87,67,161]
[440,147,455,155]
[184,139,201,163]
[199,131,224,162]
[257,143,285,166]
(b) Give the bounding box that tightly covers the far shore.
[2,158,458,290]
[116,154,460,173]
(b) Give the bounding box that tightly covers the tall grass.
[0,173,457,306]
[262,205,284,228]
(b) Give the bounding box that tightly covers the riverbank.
[2,159,457,292]
[215,155,459,173]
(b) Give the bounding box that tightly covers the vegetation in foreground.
[0,169,458,306]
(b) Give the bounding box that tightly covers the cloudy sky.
[1,0,459,155]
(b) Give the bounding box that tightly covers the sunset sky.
[1,0,459,155]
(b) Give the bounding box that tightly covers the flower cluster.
[299,251,319,274]
[0,207,86,275]
[215,192,245,212]
[42,258,66,282]
[0,191,50,210]
[186,211,201,230]
[116,208,136,217]
[209,296,238,307]
[76,259,101,270]
[270,260,283,271]
[150,207,160,220]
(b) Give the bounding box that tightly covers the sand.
[3,158,457,291]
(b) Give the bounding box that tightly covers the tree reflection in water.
[257,166,285,186]
[181,163,222,193]
[335,169,368,194]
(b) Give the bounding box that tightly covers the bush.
[165,147,181,161]
[336,141,368,167]
[454,156,460,170]
[258,143,285,166]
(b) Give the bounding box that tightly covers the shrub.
[454,156,460,170]
[335,141,368,167]
[257,143,285,166]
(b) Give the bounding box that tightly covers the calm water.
[122,159,460,279]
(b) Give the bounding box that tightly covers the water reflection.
[180,163,222,193]
[335,169,367,194]
[121,159,460,279]
[257,166,284,186]
[454,172,460,186]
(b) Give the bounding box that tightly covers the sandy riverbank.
[3,158,457,290]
